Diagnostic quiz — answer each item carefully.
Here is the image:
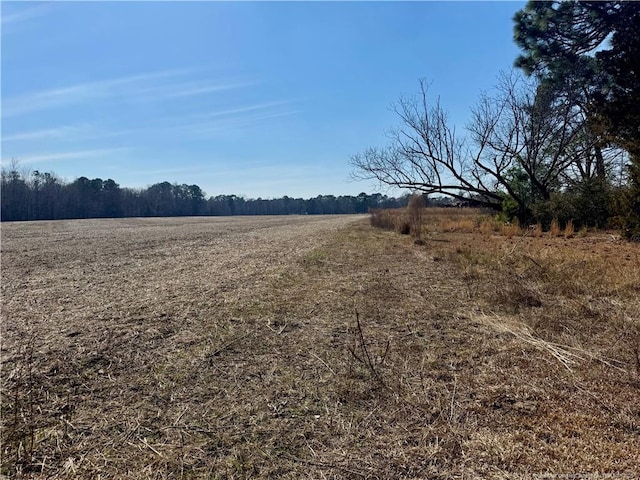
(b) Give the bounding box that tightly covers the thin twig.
[449,377,457,424]
[141,438,163,457]
[310,352,336,375]
[355,311,384,384]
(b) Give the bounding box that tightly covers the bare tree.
[351,79,504,210]
[351,72,616,222]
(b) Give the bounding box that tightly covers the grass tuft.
[501,221,522,239]
[564,219,575,239]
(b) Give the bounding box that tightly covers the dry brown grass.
[369,208,398,232]
[500,221,522,239]
[565,219,575,239]
[2,212,639,479]
[478,218,497,235]
[368,207,640,475]
[407,195,425,240]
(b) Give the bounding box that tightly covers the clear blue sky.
[2,1,525,199]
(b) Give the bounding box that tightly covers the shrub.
[532,194,576,230]
[499,195,525,224]
[622,161,640,242]
[532,178,613,230]
[370,209,396,231]
[568,177,613,229]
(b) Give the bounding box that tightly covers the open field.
[2,213,639,478]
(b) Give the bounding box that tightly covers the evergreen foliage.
[513,1,640,239]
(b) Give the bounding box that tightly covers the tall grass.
[564,219,575,238]
[369,209,398,232]
[408,194,425,240]
[501,221,522,239]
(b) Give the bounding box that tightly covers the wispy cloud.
[191,100,299,120]
[2,124,145,143]
[3,148,130,165]
[1,70,188,117]
[1,70,255,118]
[161,81,258,99]
[172,100,301,137]
[2,125,91,142]
[189,110,301,136]
[1,4,52,27]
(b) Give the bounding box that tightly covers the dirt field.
[1,213,639,478]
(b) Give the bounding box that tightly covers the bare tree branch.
[351,71,620,220]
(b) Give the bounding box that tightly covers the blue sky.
[2,1,525,199]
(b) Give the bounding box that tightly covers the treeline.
[0,168,409,221]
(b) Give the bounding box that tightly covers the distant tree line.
[0,166,410,222]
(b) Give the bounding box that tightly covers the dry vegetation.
[1,212,639,479]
